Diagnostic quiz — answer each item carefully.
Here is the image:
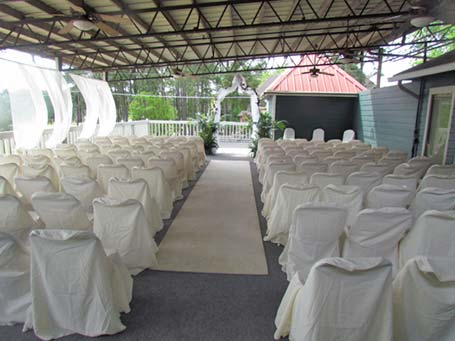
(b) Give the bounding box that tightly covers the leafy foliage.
[197,113,218,155]
[249,112,287,157]
[128,92,177,121]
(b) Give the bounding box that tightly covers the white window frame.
[421,86,455,164]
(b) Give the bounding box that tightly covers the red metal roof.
[265,55,367,94]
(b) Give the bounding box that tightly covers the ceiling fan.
[384,0,434,27]
[171,68,198,79]
[301,67,334,78]
[58,1,131,36]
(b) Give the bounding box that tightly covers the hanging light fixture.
[72,19,97,31]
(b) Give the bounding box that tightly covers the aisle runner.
[154,160,268,275]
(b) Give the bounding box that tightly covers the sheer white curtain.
[71,74,100,139]
[40,69,73,148]
[7,64,48,149]
[71,75,116,138]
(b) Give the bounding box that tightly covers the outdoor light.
[310,72,319,78]
[410,16,434,28]
[73,19,97,31]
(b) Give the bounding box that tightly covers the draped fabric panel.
[40,69,73,148]
[71,75,116,139]
[7,64,48,149]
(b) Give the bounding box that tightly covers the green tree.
[128,92,177,121]
[0,90,12,132]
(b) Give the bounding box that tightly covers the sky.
[0,48,412,92]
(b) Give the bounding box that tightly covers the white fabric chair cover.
[85,154,113,178]
[321,156,344,166]
[261,162,296,202]
[148,158,182,201]
[0,163,19,189]
[56,156,82,167]
[259,154,291,182]
[382,174,418,191]
[0,232,30,326]
[399,210,455,267]
[419,175,455,190]
[60,164,91,179]
[393,256,455,341]
[0,175,15,196]
[108,177,162,234]
[23,155,52,169]
[31,192,92,230]
[131,167,173,220]
[27,148,53,160]
[343,207,412,276]
[342,129,355,142]
[310,150,333,160]
[117,157,145,175]
[0,194,41,245]
[333,150,356,159]
[346,171,383,200]
[408,156,435,172]
[15,176,56,209]
[262,171,308,219]
[279,203,348,281]
[409,187,455,219]
[366,184,414,209]
[329,160,360,179]
[296,161,328,178]
[160,151,187,188]
[137,151,157,165]
[93,197,158,275]
[311,128,325,141]
[309,172,345,189]
[107,149,131,163]
[426,164,455,177]
[22,164,59,191]
[321,185,363,226]
[274,257,392,341]
[265,184,319,245]
[0,154,22,168]
[54,149,78,159]
[23,229,133,339]
[97,164,129,193]
[175,147,196,183]
[61,177,103,213]
[283,128,295,140]
[360,161,394,176]
[394,162,427,179]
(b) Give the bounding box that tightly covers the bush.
[128,92,177,121]
[197,113,218,155]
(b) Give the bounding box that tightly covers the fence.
[0,120,252,155]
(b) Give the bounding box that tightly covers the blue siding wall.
[355,84,419,156]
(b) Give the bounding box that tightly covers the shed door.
[424,89,454,164]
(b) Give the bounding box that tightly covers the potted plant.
[249,112,287,157]
[197,113,218,155]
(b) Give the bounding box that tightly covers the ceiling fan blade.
[69,4,86,14]
[300,71,312,75]
[97,13,131,24]
[95,21,120,36]
[58,21,74,35]
[319,71,335,76]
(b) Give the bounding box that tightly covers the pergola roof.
[0,0,453,81]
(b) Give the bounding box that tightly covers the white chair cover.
[279,203,348,281]
[0,232,30,326]
[108,177,162,234]
[0,163,19,189]
[296,161,328,178]
[117,157,144,175]
[137,151,157,165]
[343,207,413,276]
[346,171,383,200]
[393,256,455,341]
[0,194,41,245]
[0,175,15,196]
[22,164,59,191]
[360,161,394,176]
[93,197,158,275]
[333,150,356,159]
[262,170,308,219]
[148,158,182,201]
[342,129,355,142]
[97,164,129,193]
[310,150,333,160]
[15,176,56,208]
[419,175,455,190]
[426,164,455,177]
[311,128,325,141]
[160,151,187,188]
[309,172,345,189]
[85,154,113,178]
[23,229,133,339]
[132,167,173,220]
[409,187,455,219]
[265,184,320,245]
[382,174,418,191]
[274,258,392,341]
[56,156,82,167]
[31,192,92,230]
[61,176,103,213]
[283,128,295,140]
[394,162,427,179]
[60,165,91,179]
[0,154,22,168]
[261,162,296,202]
[321,185,363,226]
[399,210,455,268]
[107,149,131,163]
[366,183,414,209]
[328,160,360,179]
[176,147,196,183]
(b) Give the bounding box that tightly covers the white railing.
[0,120,251,155]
